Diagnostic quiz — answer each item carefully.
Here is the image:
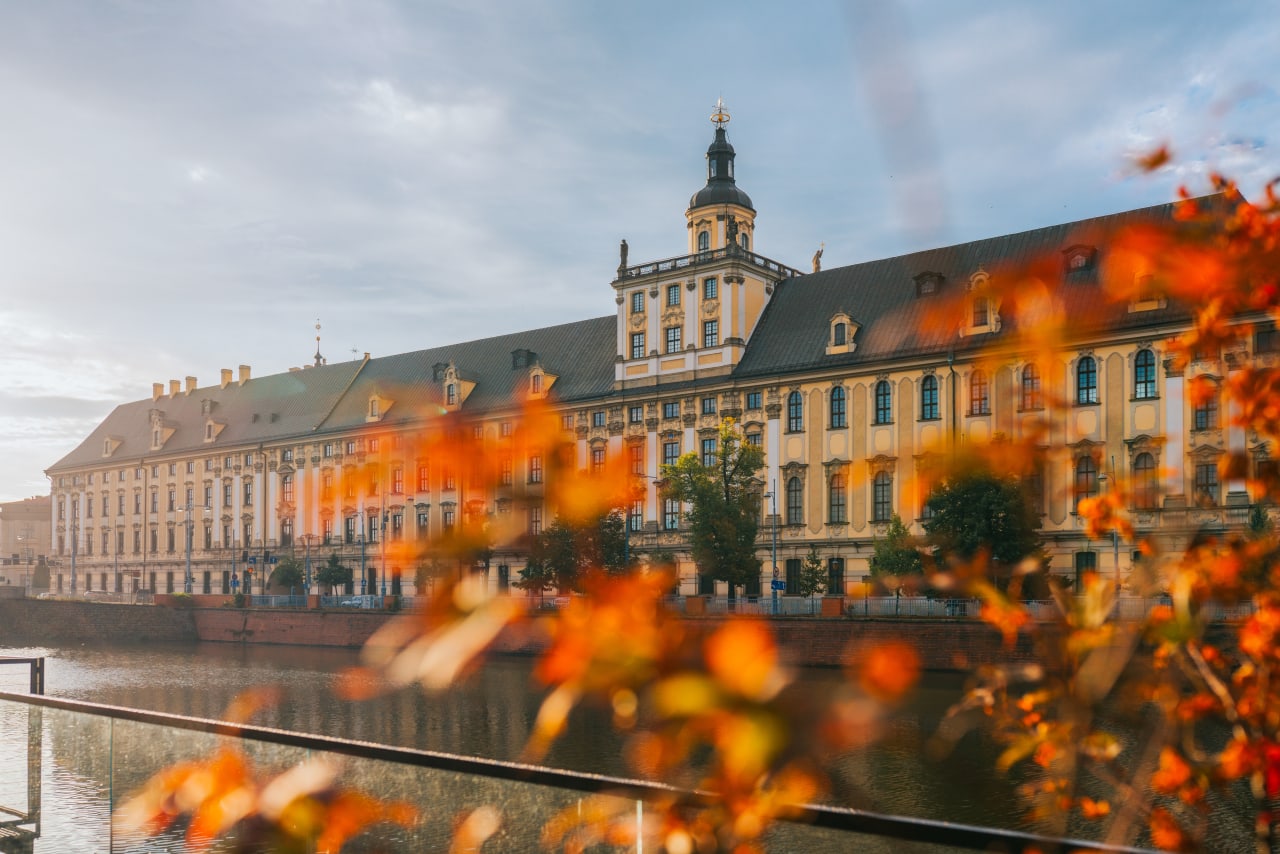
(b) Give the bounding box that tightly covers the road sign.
[770,580,786,591]
[248,557,257,564]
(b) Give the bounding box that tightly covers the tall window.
[1195,462,1219,505]
[970,370,990,415]
[666,284,681,307]
[631,332,645,360]
[1134,349,1157,399]
[417,464,429,491]
[973,297,989,327]
[446,384,457,405]
[1193,388,1219,430]
[921,375,939,420]
[628,500,643,532]
[697,231,709,252]
[630,291,644,313]
[1134,453,1158,509]
[663,401,679,419]
[874,380,892,424]
[701,437,717,467]
[529,506,542,536]
[827,558,845,596]
[1075,551,1097,590]
[829,472,847,523]
[665,326,682,354]
[830,386,847,429]
[702,320,719,348]
[787,391,803,432]
[701,396,716,415]
[1020,364,1042,410]
[703,277,717,300]
[1074,456,1097,508]
[280,519,293,547]
[872,472,893,522]
[786,477,803,525]
[629,444,644,476]
[281,474,294,502]
[785,559,801,595]
[529,455,543,484]
[1077,356,1098,404]
[663,499,680,530]
[663,441,680,466]
[591,446,605,475]
[832,322,846,346]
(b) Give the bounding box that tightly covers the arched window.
[874,380,892,424]
[786,477,804,525]
[1077,356,1098,404]
[698,230,710,252]
[920,375,939,420]
[1133,453,1157,509]
[832,322,846,346]
[739,232,748,250]
[531,374,543,394]
[446,383,457,405]
[787,391,803,432]
[872,472,893,522]
[1134,349,1157,399]
[1020,364,1042,410]
[970,370,990,415]
[1074,456,1097,508]
[1193,386,1219,430]
[281,474,294,503]
[829,386,847,429]
[829,472,847,523]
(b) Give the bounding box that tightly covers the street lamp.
[765,481,779,616]
[69,501,79,595]
[177,505,210,594]
[300,534,320,596]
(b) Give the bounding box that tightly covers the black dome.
[688,126,755,212]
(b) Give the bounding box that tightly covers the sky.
[1,0,1277,502]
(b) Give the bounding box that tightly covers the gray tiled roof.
[48,316,616,472]
[734,200,1195,378]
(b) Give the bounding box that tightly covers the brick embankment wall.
[191,608,389,647]
[767,617,1048,670]
[0,600,196,645]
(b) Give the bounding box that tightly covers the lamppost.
[69,496,79,595]
[379,496,389,598]
[177,504,210,594]
[1097,461,1121,595]
[766,480,779,616]
[300,534,319,596]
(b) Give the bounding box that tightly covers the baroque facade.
[44,108,1264,599]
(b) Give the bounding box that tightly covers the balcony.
[614,245,803,282]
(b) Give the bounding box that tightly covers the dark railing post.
[30,657,44,695]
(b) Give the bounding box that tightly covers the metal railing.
[616,245,803,281]
[0,657,43,694]
[0,691,1153,853]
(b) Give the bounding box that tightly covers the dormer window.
[447,384,457,405]
[369,398,379,418]
[833,323,846,346]
[825,313,858,356]
[531,374,542,394]
[914,272,945,297]
[1062,244,1097,274]
[973,297,989,327]
[206,424,213,440]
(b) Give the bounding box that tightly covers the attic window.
[914,272,945,297]
[369,398,379,418]
[825,313,858,356]
[103,439,112,456]
[1062,245,1097,274]
[205,424,214,440]
[447,384,457,405]
[833,323,846,346]
[531,374,543,394]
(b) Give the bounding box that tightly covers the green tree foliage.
[269,555,304,591]
[660,419,764,592]
[315,552,352,593]
[924,469,1042,567]
[31,557,50,590]
[869,514,924,578]
[414,557,453,593]
[517,510,630,594]
[1248,503,1273,539]
[796,544,828,598]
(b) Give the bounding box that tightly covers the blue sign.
[248,557,257,564]
[770,580,786,591]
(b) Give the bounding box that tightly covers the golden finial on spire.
[314,318,325,366]
[711,97,730,128]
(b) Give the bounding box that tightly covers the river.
[0,641,1251,851]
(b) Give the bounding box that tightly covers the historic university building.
[43,107,1262,599]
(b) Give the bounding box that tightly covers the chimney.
[185,376,197,395]
[169,379,181,397]
[152,383,164,401]
[238,365,251,385]
[220,369,232,389]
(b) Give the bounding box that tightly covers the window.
[281,474,294,502]
[630,291,644,314]
[390,513,403,540]
[169,463,176,476]
[369,437,380,452]
[529,455,543,484]
[1134,453,1158,509]
[1077,356,1098,404]
[629,405,644,423]
[86,496,94,518]
[628,500,643,532]
[186,461,195,474]
[243,481,253,505]
[1256,326,1280,354]
[323,473,334,499]
[118,494,125,514]
[629,444,644,476]
[828,558,845,595]
[970,370,990,415]
[282,449,293,463]
[591,446,605,474]
[973,297,989,327]
[746,391,762,410]
[324,443,334,458]
[345,441,356,455]
[443,468,456,490]
[185,487,194,507]
[204,485,212,506]
[1074,456,1097,508]
[874,381,892,425]
[500,456,513,486]
[592,411,606,428]
[701,437,717,467]
[703,278,717,300]
[665,326,682,354]
[472,425,483,439]
[501,421,512,437]
[1075,551,1097,589]
[1020,364,1042,410]
[830,386,847,429]
[872,472,892,522]
[786,477,803,525]
[785,558,801,595]
[281,518,293,547]
[697,231,709,252]
[1134,349,1157,399]
[447,383,457,405]
[921,375,939,420]
[746,432,762,447]
[663,441,680,466]
[1195,462,1219,505]
[562,414,575,431]
[392,466,404,494]
[829,472,847,523]
[369,399,379,418]
[703,320,719,348]
[529,506,543,536]
[443,508,456,532]
[663,499,680,530]
[663,402,680,419]
[701,396,716,415]
[167,489,175,511]
[244,453,254,466]
[666,284,681,307]
[531,374,543,394]
[787,391,803,432]
[222,483,232,505]
[1193,388,1219,430]
[832,322,846,346]
[631,332,645,360]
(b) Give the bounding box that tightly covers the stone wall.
[0,600,196,645]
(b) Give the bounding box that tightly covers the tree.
[517,510,630,595]
[414,557,452,595]
[868,514,923,578]
[315,553,352,594]
[269,556,304,591]
[796,544,828,598]
[660,419,764,594]
[923,469,1042,587]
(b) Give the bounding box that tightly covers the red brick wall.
[0,599,196,645]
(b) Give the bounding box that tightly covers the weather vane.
[711,97,730,128]
[313,318,325,366]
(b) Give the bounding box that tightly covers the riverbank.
[0,599,1043,671]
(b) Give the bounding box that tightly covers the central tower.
[611,100,801,390]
